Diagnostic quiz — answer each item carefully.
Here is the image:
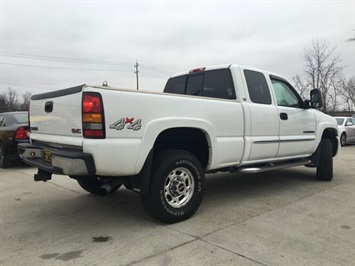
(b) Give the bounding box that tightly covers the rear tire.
[140,149,205,224]
[77,177,121,195]
[316,139,333,181]
[0,145,9,169]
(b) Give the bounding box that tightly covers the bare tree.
[292,74,308,99]
[346,30,355,42]
[21,91,32,111]
[0,92,8,112]
[7,88,20,111]
[293,39,344,113]
[0,88,32,112]
[340,77,355,111]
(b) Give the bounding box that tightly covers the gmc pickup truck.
[19,64,339,223]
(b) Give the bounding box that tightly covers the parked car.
[0,111,29,168]
[335,117,355,146]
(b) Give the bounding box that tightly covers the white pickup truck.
[19,64,339,223]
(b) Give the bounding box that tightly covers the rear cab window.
[164,69,236,100]
[164,76,186,94]
[186,75,204,96]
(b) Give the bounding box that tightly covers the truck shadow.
[21,165,339,232]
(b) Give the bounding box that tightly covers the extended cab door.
[269,76,317,157]
[243,69,280,161]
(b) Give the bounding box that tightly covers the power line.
[0,83,51,92]
[1,51,174,76]
[140,71,168,80]
[140,63,173,75]
[0,51,131,66]
[1,62,132,72]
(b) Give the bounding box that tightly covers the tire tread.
[316,138,333,181]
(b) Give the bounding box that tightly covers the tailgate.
[30,85,84,144]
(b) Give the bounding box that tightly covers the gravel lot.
[1,145,354,265]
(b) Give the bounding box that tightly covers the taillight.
[82,93,105,138]
[15,127,29,140]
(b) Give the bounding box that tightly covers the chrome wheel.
[164,167,195,208]
[141,150,205,223]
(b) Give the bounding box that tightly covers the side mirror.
[346,122,354,126]
[310,89,323,109]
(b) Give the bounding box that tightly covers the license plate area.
[43,149,52,163]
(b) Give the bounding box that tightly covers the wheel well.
[153,128,209,168]
[322,128,338,156]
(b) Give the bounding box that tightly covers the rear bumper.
[18,142,95,176]
[4,139,29,160]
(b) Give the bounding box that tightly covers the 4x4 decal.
[109,118,142,131]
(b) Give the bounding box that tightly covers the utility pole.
[134,60,139,90]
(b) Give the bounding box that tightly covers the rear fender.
[135,118,216,173]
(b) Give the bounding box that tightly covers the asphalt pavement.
[1,145,354,265]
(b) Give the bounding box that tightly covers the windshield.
[335,118,344,125]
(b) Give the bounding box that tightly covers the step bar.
[235,159,311,174]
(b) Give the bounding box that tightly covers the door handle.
[280,112,288,120]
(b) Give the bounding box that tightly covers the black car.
[0,112,29,168]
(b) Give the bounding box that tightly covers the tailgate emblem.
[72,128,82,134]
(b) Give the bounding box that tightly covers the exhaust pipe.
[98,178,126,196]
[99,183,113,196]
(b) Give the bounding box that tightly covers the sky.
[1,0,354,97]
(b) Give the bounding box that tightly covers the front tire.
[141,150,205,224]
[316,139,333,181]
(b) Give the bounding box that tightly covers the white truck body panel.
[83,86,245,175]
[30,90,83,138]
[18,63,339,224]
[25,64,338,177]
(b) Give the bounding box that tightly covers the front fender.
[315,122,339,156]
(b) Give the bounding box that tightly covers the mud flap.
[129,149,153,195]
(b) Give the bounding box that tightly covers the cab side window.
[244,70,272,104]
[203,69,236,99]
[271,79,303,108]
